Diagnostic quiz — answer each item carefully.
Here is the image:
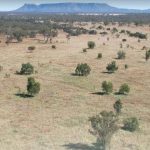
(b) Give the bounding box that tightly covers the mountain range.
[14,3,150,14]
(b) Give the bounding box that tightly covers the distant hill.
[15,3,150,14]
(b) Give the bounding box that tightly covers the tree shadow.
[114,92,126,96]
[63,143,102,150]
[102,71,114,74]
[15,93,33,98]
[91,92,105,96]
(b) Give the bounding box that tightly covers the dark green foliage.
[106,61,118,73]
[117,51,126,59]
[123,117,139,132]
[114,100,122,115]
[89,111,118,150]
[119,83,130,95]
[88,41,95,49]
[125,64,128,69]
[27,77,40,96]
[145,50,150,61]
[29,31,36,38]
[28,46,36,51]
[111,27,118,34]
[75,63,91,76]
[89,30,97,35]
[128,32,147,39]
[19,63,34,75]
[97,53,102,59]
[102,81,113,94]
[52,45,56,49]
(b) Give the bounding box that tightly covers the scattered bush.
[75,63,91,76]
[27,77,40,96]
[52,45,56,49]
[123,117,139,132]
[28,46,36,51]
[88,41,95,49]
[122,39,127,42]
[102,81,113,94]
[119,83,130,95]
[145,50,150,61]
[106,61,118,73]
[19,63,34,75]
[97,53,102,59]
[114,99,122,115]
[83,48,87,53]
[125,64,128,69]
[117,51,126,59]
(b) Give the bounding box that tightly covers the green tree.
[19,63,34,75]
[123,117,139,132]
[88,41,95,49]
[27,77,40,96]
[75,63,91,76]
[119,83,130,95]
[102,81,113,94]
[106,61,118,73]
[113,100,122,115]
[89,111,118,150]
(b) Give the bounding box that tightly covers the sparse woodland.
[0,13,150,150]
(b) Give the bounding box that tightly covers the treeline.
[0,13,150,24]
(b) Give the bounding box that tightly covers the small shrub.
[123,117,139,132]
[27,77,40,96]
[83,48,87,53]
[97,53,102,59]
[52,45,56,49]
[122,39,127,42]
[19,63,34,75]
[117,51,126,59]
[102,81,113,94]
[145,50,150,61]
[88,41,95,49]
[28,46,36,51]
[119,83,130,95]
[75,63,91,76]
[114,99,122,115]
[124,64,128,69]
[106,61,118,73]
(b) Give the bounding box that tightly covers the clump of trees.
[18,63,34,75]
[117,51,126,59]
[106,61,118,73]
[88,41,95,49]
[89,99,139,150]
[27,77,40,96]
[128,32,147,39]
[102,81,113,94]
[75,63,91,76]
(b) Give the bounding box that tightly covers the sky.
[0,0,150,11]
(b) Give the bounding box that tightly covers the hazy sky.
[0,0,150,11]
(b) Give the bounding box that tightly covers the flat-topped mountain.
[15,3,150,13]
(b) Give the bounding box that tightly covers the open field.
[0,23,150,150]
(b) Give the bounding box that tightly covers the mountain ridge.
[14,3,150,13]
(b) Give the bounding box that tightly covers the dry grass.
[0,23,150,150]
